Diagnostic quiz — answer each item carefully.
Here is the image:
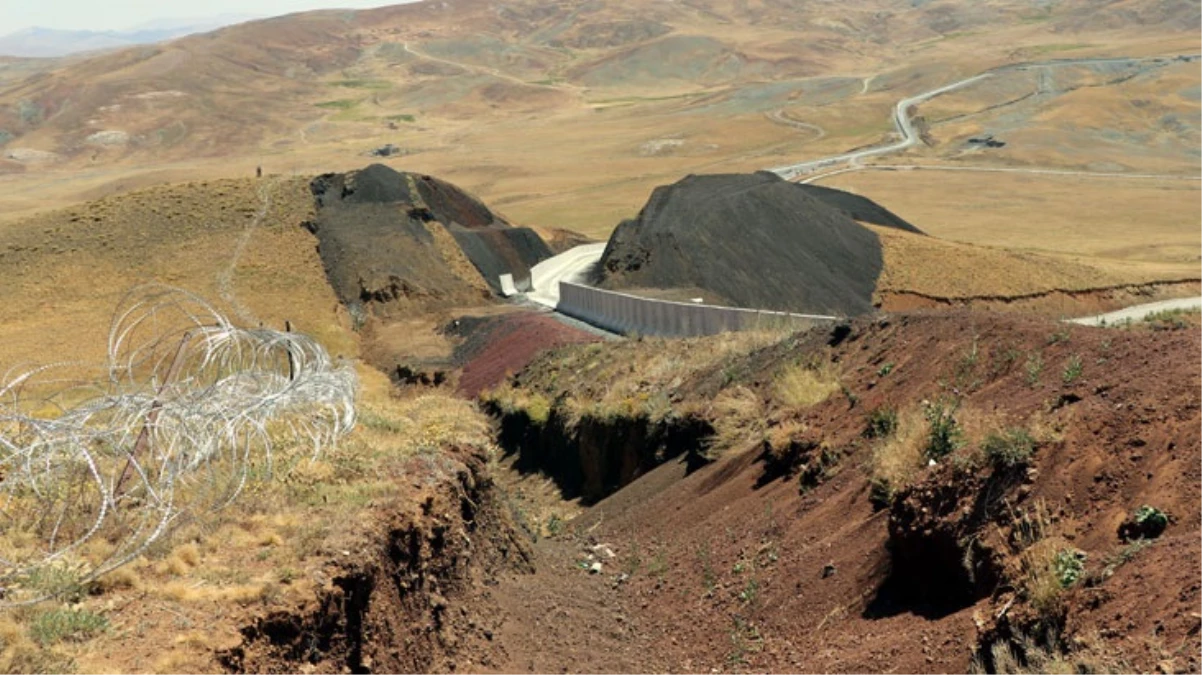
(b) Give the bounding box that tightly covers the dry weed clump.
[704,386,767,459]
[868,406,928,500]
[773,360,841,409]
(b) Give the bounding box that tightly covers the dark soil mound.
[796,182,923,233]
[308,164,552,314]
[598,171,914,316]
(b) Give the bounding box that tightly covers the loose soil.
[478,311,1201,673]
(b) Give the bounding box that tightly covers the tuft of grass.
[983,427,1036,469]
[864,406,898,439]
[773,361,841,409]
[868,407,927,506]
[28,608,108,646]
[1061,354,1083,384]
[1024,352,1044,387]
[704,386,766,459]
[876,362,894,377]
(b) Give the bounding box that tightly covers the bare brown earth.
[478,312,1201,673]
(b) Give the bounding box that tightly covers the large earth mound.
[309,164,552,315]
[597,171,920,316]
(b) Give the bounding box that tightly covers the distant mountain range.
[0,14,260,58]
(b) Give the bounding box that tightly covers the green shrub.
[877,362,894,377]
[864,406,898,439]
[1052,549,1085,588]
[1119,505,1169,541]
[29,609,107,646]
[923,398,962,460]
[983,427,1036,469]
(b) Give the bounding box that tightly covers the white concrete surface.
[527,242,607,308]
[499,273,518,297]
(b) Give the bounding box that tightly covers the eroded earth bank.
[224,311,1200,674]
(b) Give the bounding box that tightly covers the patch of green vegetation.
[1053,549,1085,588]
[315,98,360,110]
[1025,352,1044,387]
[648,550,669,579]
[1139,307,1199,330]
[983,427,1036,469]
[385,113,416,123]
[329,78,392,90]
[726,617,763,667]
[17,564,89,602]
[738,577,761,606]
[1085,539,1153,587]
[864,407,898,439]
[1046,327,1071,345]
[0,129,12,146]
[1062,354,1083,384]
[923,398,962,460]
[29,609,108,646]
[545,514,564,537]
[877,362,894,377]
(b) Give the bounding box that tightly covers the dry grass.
[773,361,841,409]
[0,358,494,672]
[868,406,929,500]
[704,386,767,458]
[486,329,788,431]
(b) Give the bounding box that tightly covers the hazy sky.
[1,0,409,33]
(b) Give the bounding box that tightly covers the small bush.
[983,427,1036,469]
[1052,548,1085,588]
[923,398,962,460]
[864,406,898,439]
[29,608,108,646]
[1119,505,1169,541]
[1021,539,1080,618]
[877,362,894,377]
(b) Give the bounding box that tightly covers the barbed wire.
[0,285,357,605]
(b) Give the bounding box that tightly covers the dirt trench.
[487,403,713,504]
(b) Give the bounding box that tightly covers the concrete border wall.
[557,282,838,337]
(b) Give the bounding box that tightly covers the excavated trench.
[487,404,714,504]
